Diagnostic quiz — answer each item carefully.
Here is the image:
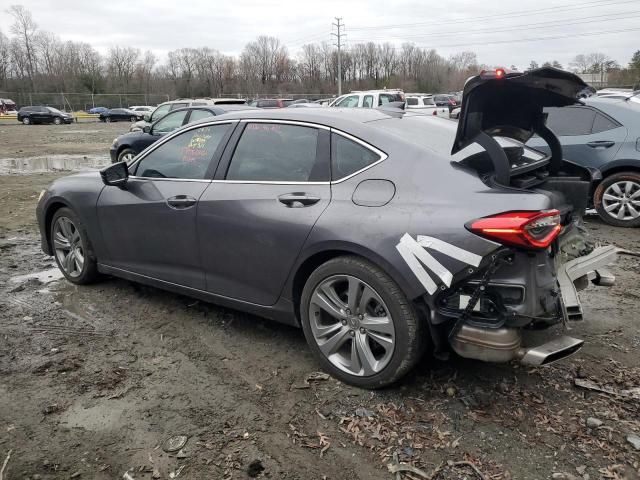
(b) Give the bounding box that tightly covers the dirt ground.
[0,123,639,480]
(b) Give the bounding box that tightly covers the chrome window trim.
[128,119,239,176]
[128,176,212,184]
[211,180,329,185]
[239,118,330,130]
[330,129,388,184]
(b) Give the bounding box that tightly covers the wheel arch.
[595,160,640,185]
[288,242,419,325]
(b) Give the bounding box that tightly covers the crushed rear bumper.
[557,245,618,321]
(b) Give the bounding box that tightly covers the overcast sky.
[7,0,640,69]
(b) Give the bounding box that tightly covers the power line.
[347,0,639,31]
[345,26,640,51]
[347,10,640,43]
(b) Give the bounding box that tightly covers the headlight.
[112,138,119,147]
[38,189,46,202]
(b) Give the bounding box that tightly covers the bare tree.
[107,46,140,91]
[7,4,38,90]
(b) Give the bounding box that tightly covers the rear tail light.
[467,210,562,249]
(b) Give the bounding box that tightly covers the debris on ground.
[574,378,640,400]
[162,435,188,453]
[247,459,265,478]
[627,433,640,450]
[586,417,603,428]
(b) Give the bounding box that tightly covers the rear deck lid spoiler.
[452,67,594,155]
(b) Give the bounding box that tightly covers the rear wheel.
[594,172,640,227]
[53,117,62,125]
[50,207,100,284]
[300,256,426,388]
[22,117,30,125]
[130,115,136,122]
[106,117,112,123]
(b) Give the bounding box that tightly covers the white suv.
[329,89,404,108]
[405,95,450,118]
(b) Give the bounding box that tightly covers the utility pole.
[332,17,345,96]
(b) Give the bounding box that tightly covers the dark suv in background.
[17,106,73,125]
[527,96,640,227]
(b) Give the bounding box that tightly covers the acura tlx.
[37,68,619,388]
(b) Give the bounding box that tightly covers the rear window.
[406,98,419,106]
[544,106,595,136]
[331,133,381,180]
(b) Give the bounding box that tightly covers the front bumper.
[109,147,118,163]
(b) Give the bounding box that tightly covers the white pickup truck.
[405,95,450,117]
[329,89,405,108]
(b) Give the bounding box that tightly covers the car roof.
[582,96,640,125]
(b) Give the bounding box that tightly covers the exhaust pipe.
[450,325,583,366]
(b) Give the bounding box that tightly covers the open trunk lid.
[453,68,596,213]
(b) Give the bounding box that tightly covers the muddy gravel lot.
[0,123,639,480]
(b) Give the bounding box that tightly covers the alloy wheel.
[119,152,136,163]
[53,216,84,278]
[308,275,395,377]
[602,180,640,221]
[23,117,30,125]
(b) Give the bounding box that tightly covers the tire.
[50,207,101,284]
[106,117,112,123]
[22,117,30,125]
[117,148,137,163]
[300,255,426,389]
[130,116,136,122]
[53,117,62,125]
[593,171,640,228]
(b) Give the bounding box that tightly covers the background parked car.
[405,95,449,117]
[100,108,144,123]
[526,96,640,227]
[110,104,254,163]
[253,98,294,108]
[88,106,108,114]
[0,98,17,114]
[17,106,73,125]
[433,94,459,112]
[129,105,156,115]
[129,98,246,131]
[329,89,404,108]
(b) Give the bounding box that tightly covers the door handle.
[587,140,615,149]
[166,195,197,209]
[278,193,321,207]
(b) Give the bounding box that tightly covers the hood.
[452,67,595,154]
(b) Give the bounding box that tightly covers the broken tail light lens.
[468,210,562,249]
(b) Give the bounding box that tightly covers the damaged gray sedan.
[36,68,617,388]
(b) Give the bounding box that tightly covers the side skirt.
[97,263,299,327]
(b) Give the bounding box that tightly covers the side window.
[331,133,381,180]
[406,97,419,106]
[336,95,359,107]
[151,104,170,122]
[423,97,435,105]
[226,123,320,182]
[378,94,395,106]
[545,107,596,136]
[189,109,215,123]
[362,95,374,108]
[592,112,620,133]
[135,124,230,179]
[153,110,188,134]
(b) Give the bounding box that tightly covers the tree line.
[1,4,639,104]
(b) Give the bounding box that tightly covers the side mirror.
[143,125,151,133]
[100,161,129,188]
[143,113,151,122]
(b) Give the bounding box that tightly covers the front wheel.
[51,207,101,284]
[300,256,426,389]
[53,117,62,125]
[117,148,137,163]
[105,117,112,123]
[130,115,136,122]
[22,117,31,125]
[594,172,640,227]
